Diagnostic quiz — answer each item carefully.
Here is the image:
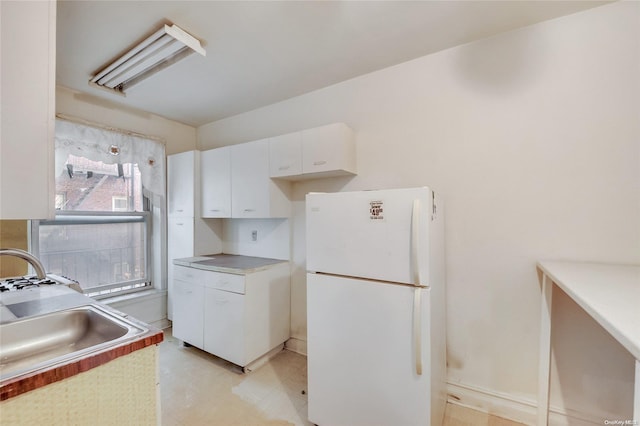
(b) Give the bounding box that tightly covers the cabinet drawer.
[173,265,208,282]
[203,271,245,294]
[174,265,245,293]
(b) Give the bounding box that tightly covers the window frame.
[31,210,153,299]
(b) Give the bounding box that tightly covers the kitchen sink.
[0,304,148,382]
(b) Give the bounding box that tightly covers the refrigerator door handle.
[413,286,423,375]
[411,198,424,375]
[410,198,424,287]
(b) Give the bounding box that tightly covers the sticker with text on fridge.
[369,200,384,220]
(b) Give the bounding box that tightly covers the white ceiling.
[56,1,608,127]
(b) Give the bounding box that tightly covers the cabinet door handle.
[313,160,327,166]
[244,209,255,212]
[176,223,184,226]
[177,209,184,212]
[278,165,290,171]
[209,209,220,212]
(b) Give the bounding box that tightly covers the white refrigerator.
[306,187,446,426]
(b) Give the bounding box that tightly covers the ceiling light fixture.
[89,23,205,95]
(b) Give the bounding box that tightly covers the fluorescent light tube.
[89,24,205,95]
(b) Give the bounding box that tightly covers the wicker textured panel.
[0,345,158,425]
[1,330,163,400]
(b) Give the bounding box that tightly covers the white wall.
[56,86,197,155]
[198,2,640,423]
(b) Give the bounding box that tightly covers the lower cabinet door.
[172,279,204,349]
[204,287,245,366]
[167,217,194,320]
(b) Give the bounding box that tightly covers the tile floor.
[159,329,524,426]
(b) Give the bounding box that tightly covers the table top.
[537,261,640,360]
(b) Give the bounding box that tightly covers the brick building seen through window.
[36,155,150,297]
[56,155,143,212]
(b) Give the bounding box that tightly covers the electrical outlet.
[251,230,258,242]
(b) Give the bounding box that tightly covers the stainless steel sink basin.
[0,304,148,382]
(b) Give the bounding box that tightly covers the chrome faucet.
[0,248,46,279]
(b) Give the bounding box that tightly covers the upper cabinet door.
[302,123,356,178]
[231,140,271,218]
[231,139,290,218]
[269,132,302,178]
[168,151,197,217]
[0,1,56,219]
[201,147,231,218]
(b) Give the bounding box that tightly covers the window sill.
[98,288,168,328]
[99,288,166,306]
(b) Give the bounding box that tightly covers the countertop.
[173,253,288,274]
[0,285,163,401]
[0,285,90,324]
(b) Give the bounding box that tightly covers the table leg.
[538,273,552,426]
[634,359,639,423]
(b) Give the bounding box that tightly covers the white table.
[537,261,640,425]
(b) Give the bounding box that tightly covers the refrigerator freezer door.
[306,187,431,286]
[307,273,432,426]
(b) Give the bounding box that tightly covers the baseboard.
[285,337,307,356]
[246,336,609,425]
[446,381,602,426]
[243,344,285,373]
[150,318,171,330]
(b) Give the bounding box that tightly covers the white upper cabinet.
[201,147,231,218]
[0,1,56,219]
[268,123,357,181]
[231,139,291,218]
[269,132,303,178]
[168,151,198,217]
[302,123,356,177]
[197,123,354,218]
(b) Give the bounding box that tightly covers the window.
[112,196,129,212]
[32,154,151,298]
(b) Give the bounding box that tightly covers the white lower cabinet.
[172,278,204,349]
[172,263,290,367]
[204,288,244,365]
[167,218,195,321]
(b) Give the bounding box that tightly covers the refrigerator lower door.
[307,273,432,426]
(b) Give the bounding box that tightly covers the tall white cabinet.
[0,1,56,219]
[167,151,221,319]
